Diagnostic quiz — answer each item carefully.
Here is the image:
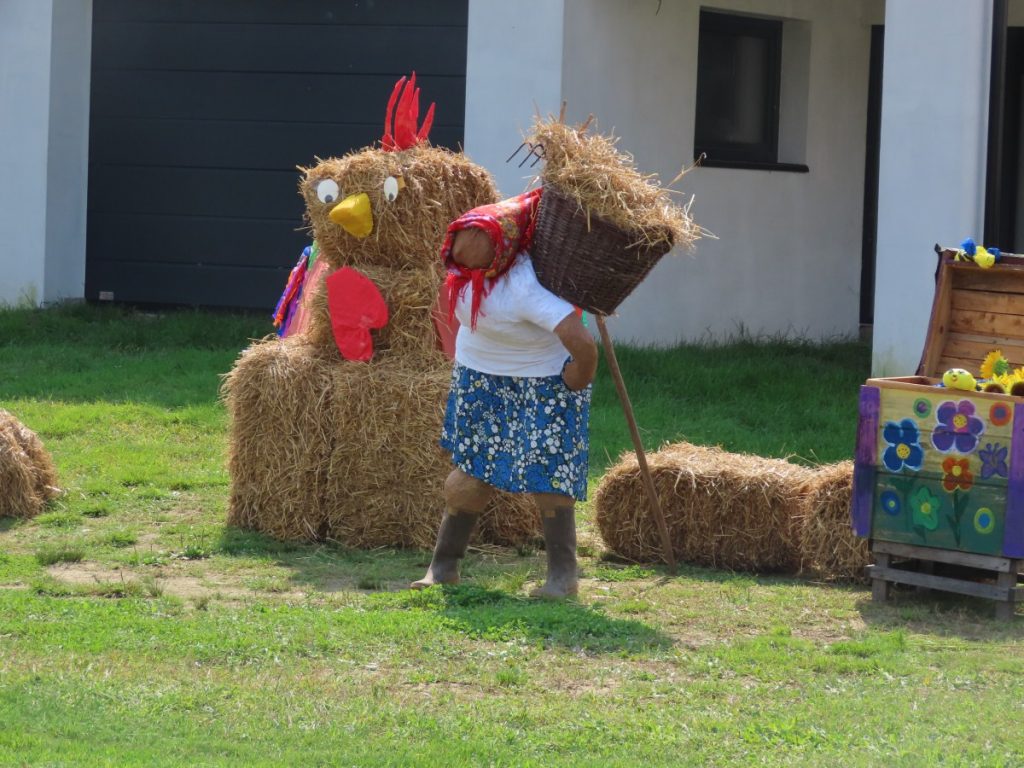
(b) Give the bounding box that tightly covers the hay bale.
[321,355,538,548]
[0,410,59,519]
[224,340,539,547]
[796,461,869,582]
[531,117,700,251]
[223,336,336,539]
[594,442,814,571]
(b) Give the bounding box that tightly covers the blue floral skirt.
[440,363,591,500]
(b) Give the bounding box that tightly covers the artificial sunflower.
[981,349,1010,379]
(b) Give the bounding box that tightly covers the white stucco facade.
[871,0,993,376]
[466,0,882,346]
[0,0,91,307]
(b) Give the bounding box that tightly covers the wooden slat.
[88,166,303,219]
[951,288,1024,316]
[90,71,466,124]
[865,564,1018,601]
[873,540,1015,571]
[920,258,953,376]
[948,307,1024,339]
[951,264,1024,293]
[88,117,464,171]
[85,260,287,309]
[942,334,1024,368]
[86,213,307,268]
[94,0,468,26]
[92,22,468,75]
[876,385,1017,451]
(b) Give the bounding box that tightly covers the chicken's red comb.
[381,72,435,151]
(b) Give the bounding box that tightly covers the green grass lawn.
[1,304,1022,767]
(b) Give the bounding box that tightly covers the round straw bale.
[594,442,814,571]
[0,410,59,519]
[795,461,869,582]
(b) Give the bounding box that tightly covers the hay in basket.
[796,461,869,582]
[594,442,814,572]
[526,116,702,315]
[0,410,60,519]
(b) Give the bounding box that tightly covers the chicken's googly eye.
[316,179,341,204]
[383,176,401,203]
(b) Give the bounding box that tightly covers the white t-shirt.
[453,254,575,377]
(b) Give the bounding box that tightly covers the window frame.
[694,10,788,169]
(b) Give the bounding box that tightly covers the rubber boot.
[409,511,478,589]
[530,506,579,598]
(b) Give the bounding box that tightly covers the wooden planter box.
[852,248,1024,617]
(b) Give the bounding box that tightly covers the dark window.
[694,10,782,166]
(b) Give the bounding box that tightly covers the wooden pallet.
[867,540,1022,619]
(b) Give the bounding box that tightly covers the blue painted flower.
[932,400,985,454]
[880,490,902,516]
[978,442,1009,480]
[882,419,924,472]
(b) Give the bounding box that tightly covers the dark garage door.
[86,0,468,309]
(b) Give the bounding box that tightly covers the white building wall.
[464,0,566,198]
[0,0,90,308]
[559,0,876,345]
[872,0,991,375]
[468,0,879,345]
[44,0,92,304]
[0,1,54,307]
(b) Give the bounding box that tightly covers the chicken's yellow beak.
[330,193,373,238]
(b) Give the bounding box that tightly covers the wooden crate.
[852,248,1024,617]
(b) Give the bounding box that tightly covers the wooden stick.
[595,315,677,573]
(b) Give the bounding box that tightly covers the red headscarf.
[440,188,543,329]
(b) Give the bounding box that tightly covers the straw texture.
[226,140,542,547]
[594,443,813,571]
[796,461,869,582]
[0,410,59,519]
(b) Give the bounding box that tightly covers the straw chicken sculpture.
[224,75,540,548]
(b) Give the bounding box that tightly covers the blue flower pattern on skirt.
[441,364,591,500]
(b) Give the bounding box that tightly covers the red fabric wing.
[326,267,389,361]
[331,326,374,362]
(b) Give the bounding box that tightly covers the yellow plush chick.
[943,368,977,391]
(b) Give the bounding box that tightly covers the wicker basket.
[530,185,673,316]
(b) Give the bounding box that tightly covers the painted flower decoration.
[990,401,1012,427]
[880,490,902,516]
[882,419,924,472]
[932,400,985,454]
[974,507,996,535]
[913,398,932,419]
[978,442,1009,480]
[910,486,941,531]
[941,457,974,492]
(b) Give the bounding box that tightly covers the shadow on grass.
[0,518,29,534]
[370,584,673,653]
[854,587,1024,639]
[215,526,671,653]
